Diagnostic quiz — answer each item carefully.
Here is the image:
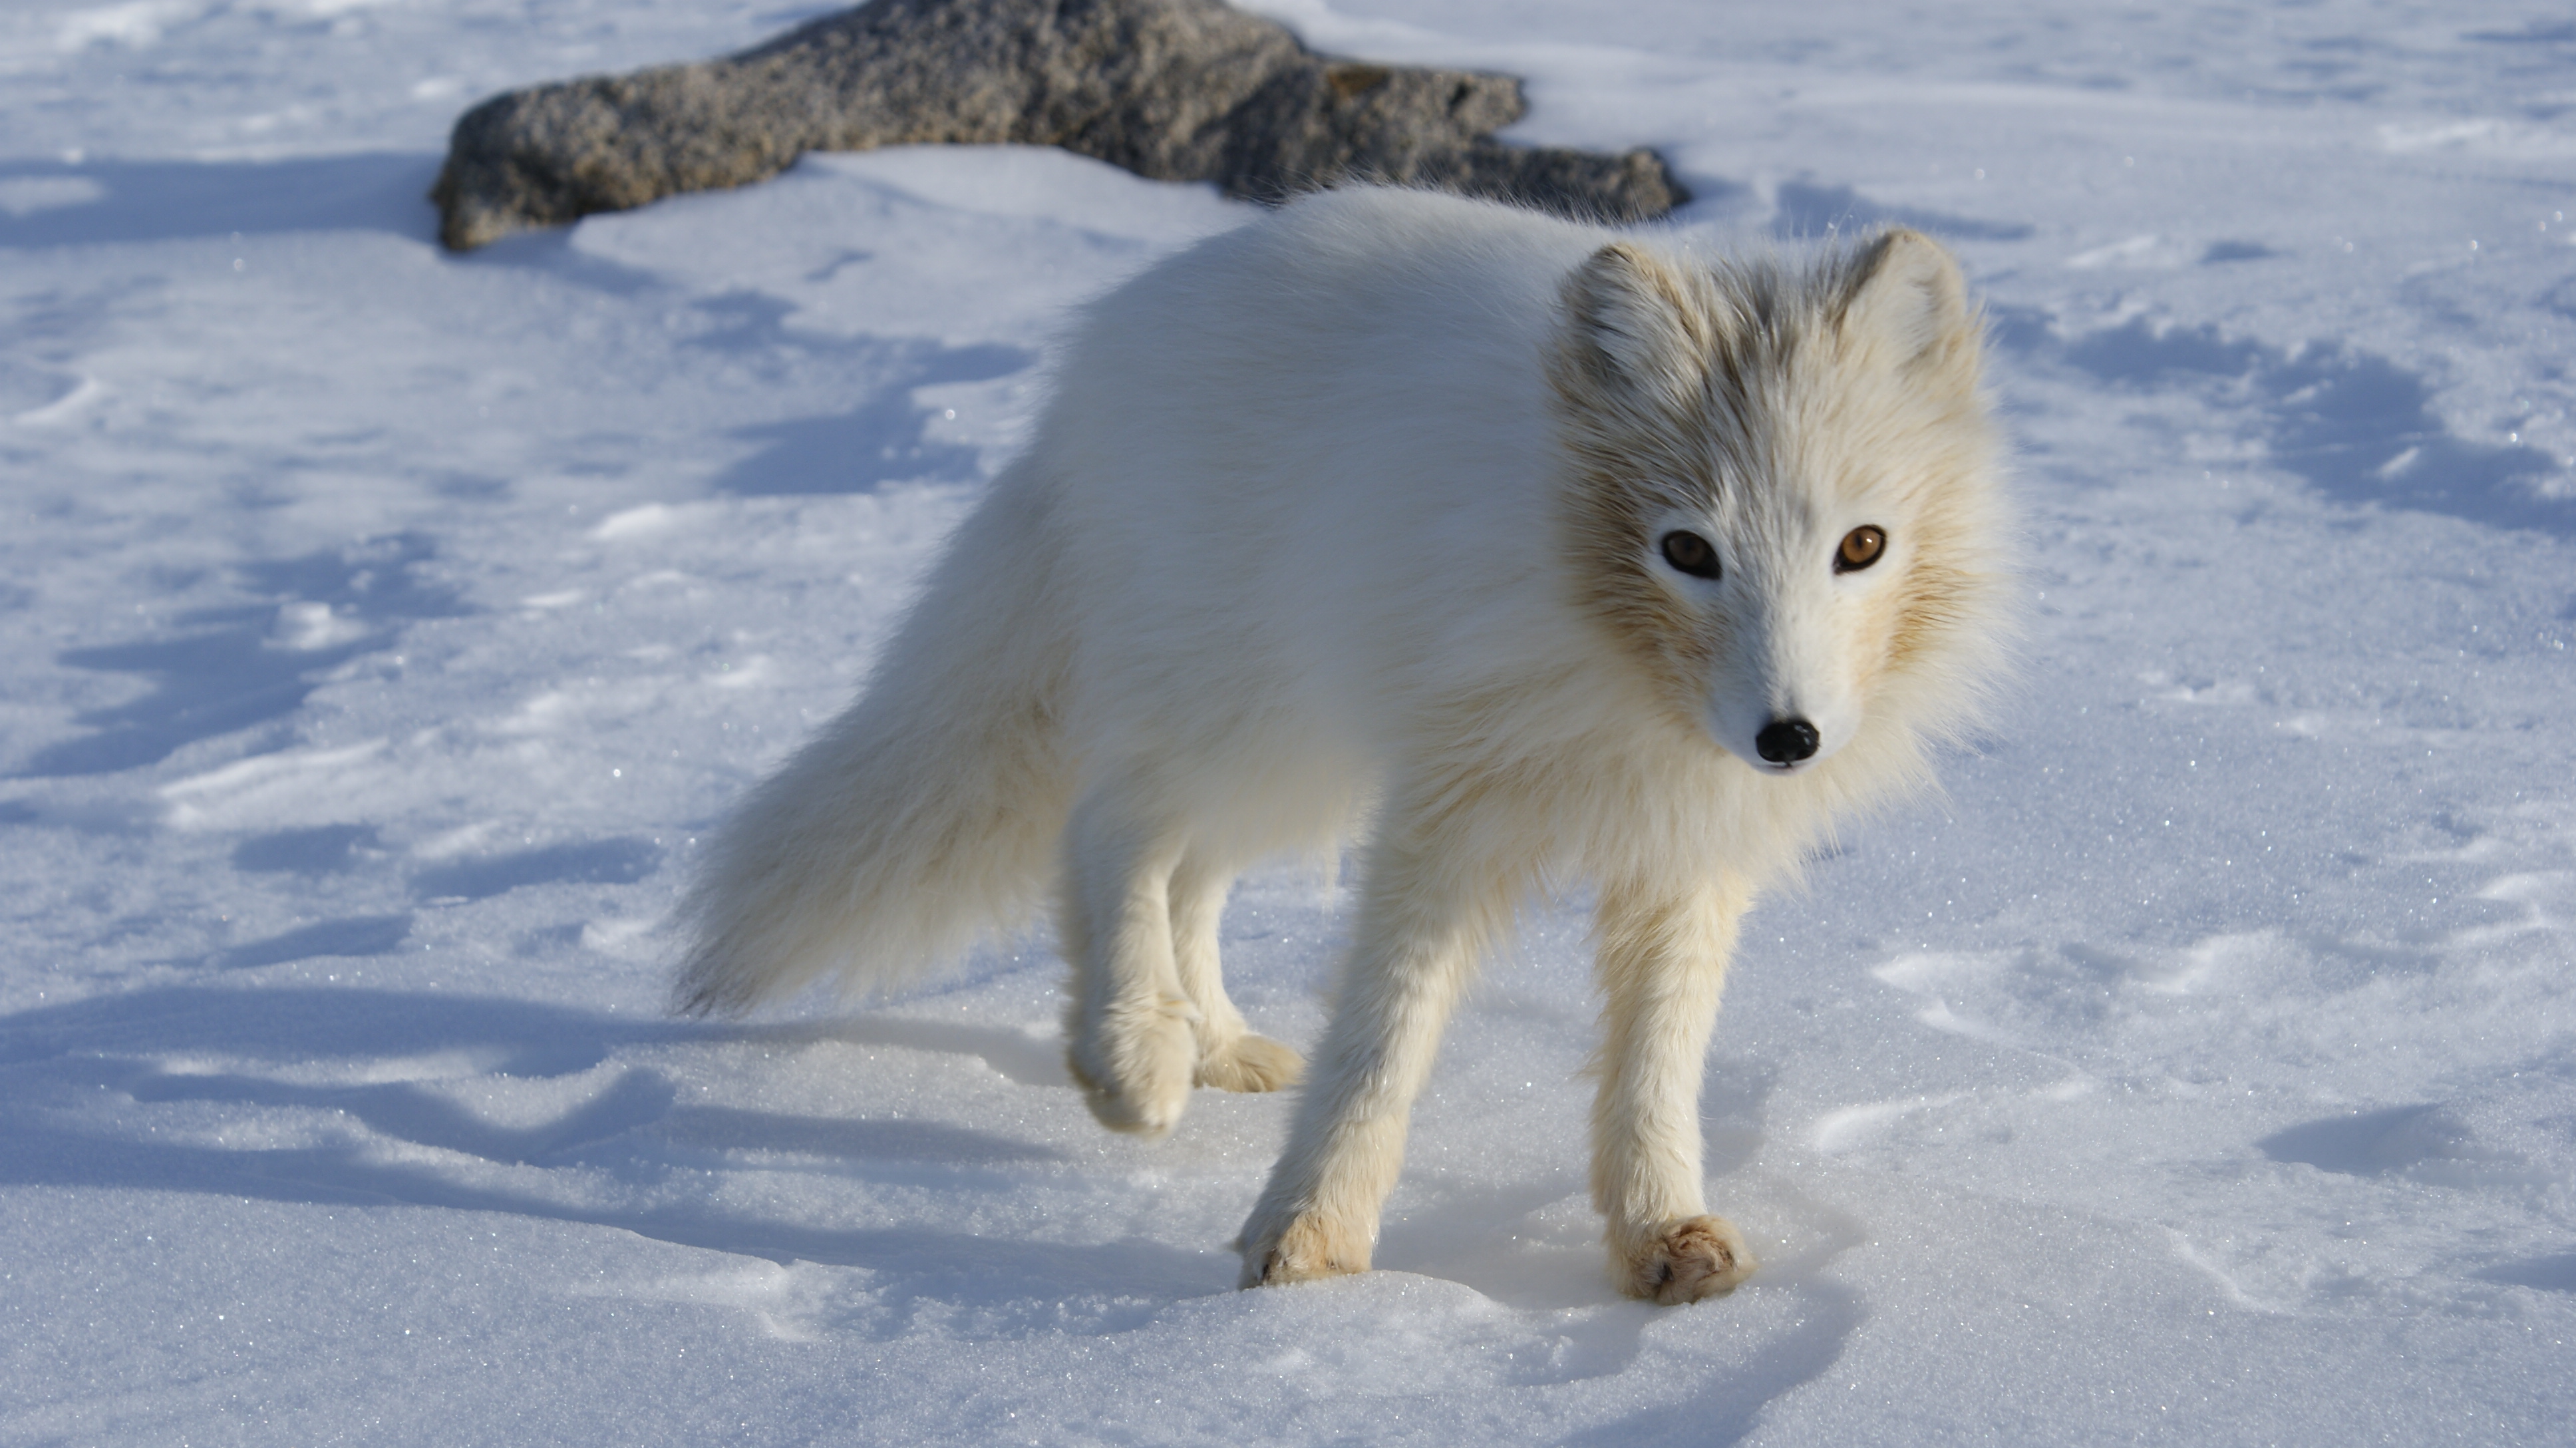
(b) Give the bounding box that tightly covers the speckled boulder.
[430,0,1687,250]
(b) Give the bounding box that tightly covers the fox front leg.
[1237,796,1528,1286]
[1589,876,1757,1303]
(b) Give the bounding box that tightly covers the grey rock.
[431,0,1687,250]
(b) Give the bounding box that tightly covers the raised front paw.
[1613,1215,1756,1304]
[1237,1205,1371,1288]
[1194,1032,1304,1093]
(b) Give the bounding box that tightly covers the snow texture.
[3,1,2574,1443]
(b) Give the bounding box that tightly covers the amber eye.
[1836,525,1886,572]
[1660,530,1720,580]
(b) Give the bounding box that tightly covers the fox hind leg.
[1170,850,1303,1094]
[1060,786,1198,1138]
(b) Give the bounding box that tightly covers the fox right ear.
[1560,243,1708,409]
[1835,228,1979,387]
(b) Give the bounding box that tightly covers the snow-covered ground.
[5,0,2574,1442]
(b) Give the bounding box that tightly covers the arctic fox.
[675,187,2009,1304]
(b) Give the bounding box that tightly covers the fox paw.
[1615,1216,1756,1304]
[1066,1001,1196,1139]
[1194,1033,1304,1093]
[1238,1208,1370,1288]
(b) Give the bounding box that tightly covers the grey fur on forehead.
[1551,228,1987,526]
[430,0,1689,252]
[1561,229,1969,399]
[1669,230,1957,336]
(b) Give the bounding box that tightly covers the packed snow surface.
[5,1,2575,1443]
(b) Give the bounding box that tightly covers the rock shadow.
[15,532,470,778]
[450,223,669,297]
[0,154,440,249]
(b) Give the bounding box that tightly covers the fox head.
[1547,228,2009,777]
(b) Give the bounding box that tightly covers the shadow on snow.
[0,984,1225,1312]
[2001,309,2569,535]
[13,532,470,779]
[0,154,442,249]
[716,339,1034,496]
[410,837,664,902]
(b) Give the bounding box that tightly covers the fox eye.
[1659,530,1720,580]
[1836,525,1886,573]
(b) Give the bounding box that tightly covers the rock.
[430,0,1687,250]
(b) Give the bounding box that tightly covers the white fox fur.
[674,186,2010,1304]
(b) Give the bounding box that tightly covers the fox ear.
[1836,228,1978,385]
[1560,242,1707,409]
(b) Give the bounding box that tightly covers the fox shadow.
[0,984,1227,1316]
[1551,1279,1863,1448]
[1555,1155,1870,1448]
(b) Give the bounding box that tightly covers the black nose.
[1754,717,1820,765]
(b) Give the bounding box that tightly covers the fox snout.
[1708,620,1859,775]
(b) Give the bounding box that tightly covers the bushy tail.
[672,468,1076,1016]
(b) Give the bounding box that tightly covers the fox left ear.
[1835,229,1979,386]
[1559,242,1710,412]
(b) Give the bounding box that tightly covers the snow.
[3,0,2574,1442]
